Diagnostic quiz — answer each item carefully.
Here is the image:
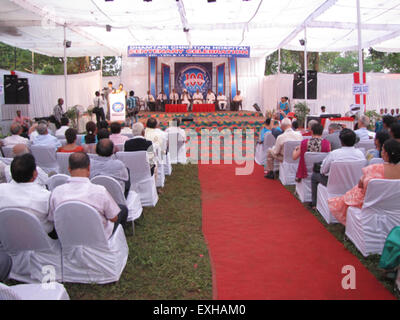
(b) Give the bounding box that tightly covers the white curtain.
[0,69,101,120]
[262,72,400,116]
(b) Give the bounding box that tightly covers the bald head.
[12,144,29,157]
[96,138,114,157]
[68,152,90,177]
[281,118,292,131]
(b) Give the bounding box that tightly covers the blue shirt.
[32,134,61,149]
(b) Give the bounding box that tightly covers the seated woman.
[293,122,331,181]
[328,139,400,225]
[366,130,390,161]
[257,118,272,144]
[57,128,84,153]
[82,121,98,154]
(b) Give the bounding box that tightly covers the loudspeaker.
[16,78,30,104]
[307,70,317,79]
[4,75,17,104]
[292,78,317,100]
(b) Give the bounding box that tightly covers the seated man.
[2,123,29,147]
[156,90,167,112]
[193,89,203,105]
[181,89,191,110]
[13,110,31,136]
[144,90,156,112]
[109,122,129,146]
[4,144,49,186]
[355,115,374,141]
[206,89,216,104]
[264,118,302,179]
[302,120,319,137]
[169,88,179,104]
[124,122,155,176]
[271,120,283,139]
[0,153,55,238]
[217,92,227,110]
[49,152,128,239]
[325,123,342,151]
[232,90,243,111]
[310,128,365,208]
[145,118,167,154]
[90,138,130,196]
[55,117,70,137]
[32,122,61,149]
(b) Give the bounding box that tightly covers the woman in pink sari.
[328,139,400,225]
[293,122,331,181]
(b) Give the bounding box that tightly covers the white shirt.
[145,128,167,153]
[144,94,155,102]
[32,134,61,149]
[165,126,186,143]
[55,126,69,137]
[355,127,374,141]
[193,93,203,101]
[0,181,53,233]
[206,93,216,102]
[90,156,129,191]
[233,94,243,102]
[157,93,167,101]
[181,92,191,103]
[271,128,303,157]
[169,92,179,101]
[217,95,227,103]
[321,146,365,176]
[48,177,120,239]
[3,135,29,147]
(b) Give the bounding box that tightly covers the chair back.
[363,179,400,214]
[116,151,152,184]
[56,135,65,140]
[114,144,124,152]
[53,201,108,248]
[0,283,22,300]
[31,145,59,173]
[1,146,14,158]
[121,133,133,139]
[356,140,375,152]
[76,135,84,146]
[47,174,70,191]
[263,132,276,150]
[0,157,13,165]
[59,139,67,147]
[327,160,366,195]
[282,140,301,163]
[91,176,126,206]
[0,208,53,252]
[304,152,329,176]
[56,152,71,175]
[369,157,384,165]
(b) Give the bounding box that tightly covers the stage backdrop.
[174,62,212,97]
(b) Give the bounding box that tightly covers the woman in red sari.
[328,139,400,225]
[293,122,331,181]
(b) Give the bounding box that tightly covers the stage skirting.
[165,104,215,113]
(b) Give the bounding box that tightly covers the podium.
[109,93,126,122]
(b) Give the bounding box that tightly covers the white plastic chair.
[59,139,67,147]
[116,151,159,207]
[356,140,375,153]
[0,282,70,300]
[345,179,400,257]
[0,157,13,165]
[56,152,71,175]
[295,152,329,203]
[0,208,62,283]
[47,174,70,191]
[91,175,143,234]
[163,151,173,175]
[316,160,366,224]
[369,157,384,165]
[255,132,275,166]
[114,144,124,152]
[168,132,187,164]
[53,201,128,284]
[1,146,14,158]
[31,145,59,174]
[155,147,165,188]
[279,140,301,185]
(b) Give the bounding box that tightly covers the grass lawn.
[64,164,213,300]
[284,184,400,299]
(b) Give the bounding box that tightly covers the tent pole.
[64,24,68,110]
[356,0,365,112]
[304,27,308,106]
[100,52,103,90]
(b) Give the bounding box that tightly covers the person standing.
[105,81,115,120]
[126,91,138,126]
[93,91,106,127]
[53,98,64,128]
[278,96,290,120]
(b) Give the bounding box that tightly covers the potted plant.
[65,106,79,129]
[293,102,310,128]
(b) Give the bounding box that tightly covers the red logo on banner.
[184,73,205,87]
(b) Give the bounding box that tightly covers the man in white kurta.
[206,89,216,104]
[217,92,227,110]
[144,90,156,111]
[193,89,203,104]
[181,90,191,110]
[232,90,243,111]
[169,89,179,104]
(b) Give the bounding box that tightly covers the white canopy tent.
[1,0,400,117]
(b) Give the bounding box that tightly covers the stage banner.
[128,45,250,58]
[149,57,157,97]
[229,58,237,98]
[162,64,171,96]
[216,63,225,95]
[174,62,212,97]
[109,92,126,122]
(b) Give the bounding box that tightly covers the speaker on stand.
[292,71,317,100]
[16,78,30,104]
[4,75,17,104]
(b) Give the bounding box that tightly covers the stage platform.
[137,111,265,139]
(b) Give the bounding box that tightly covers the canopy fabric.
[1,0,400,58]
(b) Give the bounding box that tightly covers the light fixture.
[64,40,71,48]
[299,39,305,46]
[106,24,112,32]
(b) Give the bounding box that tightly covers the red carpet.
[199,163,395,300]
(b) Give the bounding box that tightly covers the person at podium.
[193,89,203,105]
[232,90,243,111]
[217,92,227,110]
[156,90,167,112]
[144,90,156,112]
[181,89,191,111]
[206,89,216,104]
[169,89,179,104]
